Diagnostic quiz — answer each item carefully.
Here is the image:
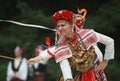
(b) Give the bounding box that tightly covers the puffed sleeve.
[40,46,55,61]
[95,32,114,60]
[59,59,73,81]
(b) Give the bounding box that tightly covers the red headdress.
[52,9,87,29]
[52,9,74,26]
[74,9,87,29]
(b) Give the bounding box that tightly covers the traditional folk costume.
[6,47,28,81]
[29,60,47,81]
[29,45,47,81]
[39,9,114,81]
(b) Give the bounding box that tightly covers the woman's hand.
[27,55,43,64]
[66,79,74,81]
[94,60,108,74]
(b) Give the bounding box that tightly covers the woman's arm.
[27,46,55,64]
[27,55,44,64]
[95,32,114,60]
[60,59,73,81]
[94,32,114,73]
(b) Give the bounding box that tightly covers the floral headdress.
[52,9,74,26]
[52,9,87,29]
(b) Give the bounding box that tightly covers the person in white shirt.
[6,46,28,81]
[27,9,114,81]
[28,45,47,81]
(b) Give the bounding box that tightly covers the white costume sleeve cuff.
[60,59,73,81]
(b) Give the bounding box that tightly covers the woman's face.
[35,46,43,56]
[15,52,22,58]
[56,20,73,38]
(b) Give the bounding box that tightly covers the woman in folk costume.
[27,9,114,81]
[6,46,28,81]
[29,45,47,81]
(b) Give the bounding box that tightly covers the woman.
[28,45,47,81]
[7,46,28,81]
[27,9,114,81]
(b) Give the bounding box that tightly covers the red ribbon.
[45,36,51,47]
[47,49,55,59]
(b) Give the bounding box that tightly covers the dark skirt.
[32,72,46,81]
[11,77,23,81]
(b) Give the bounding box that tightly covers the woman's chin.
[61,34,66,37]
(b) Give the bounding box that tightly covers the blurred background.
[0,0,120,81]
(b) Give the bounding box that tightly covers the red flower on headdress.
[75,9,87,29]
[75,16,85,29]
[52,10,74,26]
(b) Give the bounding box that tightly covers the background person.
[6,46,28,81]
[28,45,47,81]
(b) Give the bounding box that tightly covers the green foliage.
[0,60,8,81]
[84,0,120,34]
[106,59,120,81]
[16,1,53,27]
[0,1,57,81]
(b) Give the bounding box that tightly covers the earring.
[72,26,74,33]
[55,32,59,44]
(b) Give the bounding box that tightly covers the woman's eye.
[61,24,65,27]
[56,24,66,29]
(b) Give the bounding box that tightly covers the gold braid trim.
[69,43,95,72]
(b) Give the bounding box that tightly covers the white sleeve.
[16,58,28,80]
[40,46,56,61]
[95,32,114,60]
[93,45,103,62]
[28,64,34,77]
[59,59,73,81]
[6,61,14,81]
